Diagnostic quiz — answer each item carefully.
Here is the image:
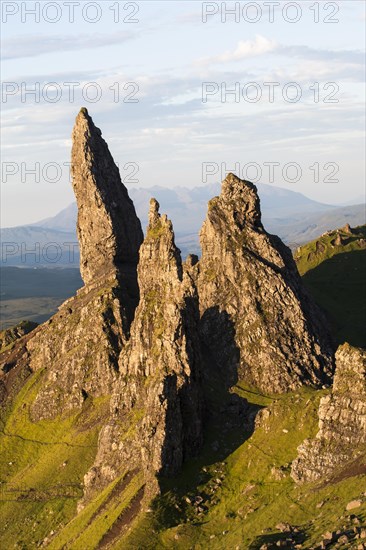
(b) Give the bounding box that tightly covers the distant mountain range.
[1,182,365,266]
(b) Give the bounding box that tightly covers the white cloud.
[196,35,365,73]
[197,35,278,65]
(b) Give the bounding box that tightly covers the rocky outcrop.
[0,321,38,352]
[80,199,203,504]
[0,114,340,523]
[120,199,203,475]
[0,110,145,421]
[26,280,125,420]
[291,344,366,483]
[0,112,204,512]
[197,173,334,393]
[71,108,143,301]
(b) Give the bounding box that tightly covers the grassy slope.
[1,227,365,548]
[0,367,145,550]
[123,385,366,549]
[1,368,365,549]
[295,225,366,276]
[295,225,366,348]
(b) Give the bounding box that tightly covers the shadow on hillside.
[303,249,366,348]
[155,306,264,528]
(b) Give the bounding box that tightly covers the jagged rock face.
[26,279,125,421]
[198,173,334,393]
[0,113,343,530]
[79,199,203,505]
[0,114,204,514]
[71,108,143,288]
[291,344,366,483]
[123,199,203,475]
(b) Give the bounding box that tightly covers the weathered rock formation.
[291,343,366,483]
[197,173,334,393]
[79,198,203,505]
[0,109,144,421]
[26,282,125,420]
[71,108,143,298]
[0,113,341,523]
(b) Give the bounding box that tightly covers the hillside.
[1,378,365,549]
[266,204,366,248]
[0,320,38,352]
[295,224,366,348]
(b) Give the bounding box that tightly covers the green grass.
[302,250,366,348]
[295,224,366,276]
[294,225,366,348]
[0,363,146,549]
[48,471,144,549]
[3,376,364,548]
[0,369,109,549]
[122,385,365,549]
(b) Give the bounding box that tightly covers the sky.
[1,0,365,227]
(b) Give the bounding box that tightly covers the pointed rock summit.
[198,173,334,393]
[71,108,143,285]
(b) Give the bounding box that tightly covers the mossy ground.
[0,366,146,549]
[122,385,365,549]
[1,372,365,548]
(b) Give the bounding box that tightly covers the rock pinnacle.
[71,108,143,285]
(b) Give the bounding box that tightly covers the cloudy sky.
[1,0,365,226]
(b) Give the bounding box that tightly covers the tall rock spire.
[7,110,146,422]
[71,108,143,285]
[198,173,335,393]
[122,199,203,475]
